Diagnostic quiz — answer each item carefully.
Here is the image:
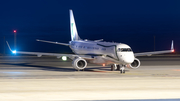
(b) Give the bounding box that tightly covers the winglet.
[6,41,12,52]
[6,41,16,53]
[171,40,174,52]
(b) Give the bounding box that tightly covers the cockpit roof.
[116,43,131,48]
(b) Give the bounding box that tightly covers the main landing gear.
[111,64,116,71]
[111,64,126,74]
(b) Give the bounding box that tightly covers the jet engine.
[128,58,140,69]
[72,58,87,70]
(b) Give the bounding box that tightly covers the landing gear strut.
[120,65,126,74]
[117,65,120,71]
[111,64,126,73]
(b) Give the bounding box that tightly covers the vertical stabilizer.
[70,10,81,41]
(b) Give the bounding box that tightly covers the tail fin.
[70,9,81,41]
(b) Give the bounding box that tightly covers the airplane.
[7,9,174,73]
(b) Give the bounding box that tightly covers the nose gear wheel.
[120,65,126,74]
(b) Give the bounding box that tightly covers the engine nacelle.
[72,58,87,70]
[128,58,140,69]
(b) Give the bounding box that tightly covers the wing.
[6,41,93,60]
[134,40,174,57]
[134,50,173,57]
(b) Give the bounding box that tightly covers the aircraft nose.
[123,54,134,64]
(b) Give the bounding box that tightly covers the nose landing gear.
[110,64,126,73]
[120,65,125,73]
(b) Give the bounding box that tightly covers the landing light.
[12,50,16,54]
[62,56,67,61]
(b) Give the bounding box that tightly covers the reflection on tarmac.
[0,56,180,100]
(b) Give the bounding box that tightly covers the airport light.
[172,49,175,53]
[13,30,17,50]
[62,56,67,61]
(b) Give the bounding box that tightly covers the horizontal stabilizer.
[36,39,69,46]
[94,39,103,42]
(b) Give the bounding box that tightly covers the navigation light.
[12,50,16,54]
[13,30,16,33]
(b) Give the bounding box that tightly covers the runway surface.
[0,55,180,100]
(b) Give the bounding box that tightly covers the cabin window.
[118,48,132,52]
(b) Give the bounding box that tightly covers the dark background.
[0,0,179,55]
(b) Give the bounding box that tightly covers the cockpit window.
[117,48,132,52]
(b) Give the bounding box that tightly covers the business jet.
[7,10,174,73]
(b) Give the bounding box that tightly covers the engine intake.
[72,58,87,70]
[128,58,140,69]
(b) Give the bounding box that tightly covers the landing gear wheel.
[117,65,120,71]
[120,70,125,73]
[120,65,125,74]
[111,65,115,71]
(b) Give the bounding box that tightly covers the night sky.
[0,0,180,55]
